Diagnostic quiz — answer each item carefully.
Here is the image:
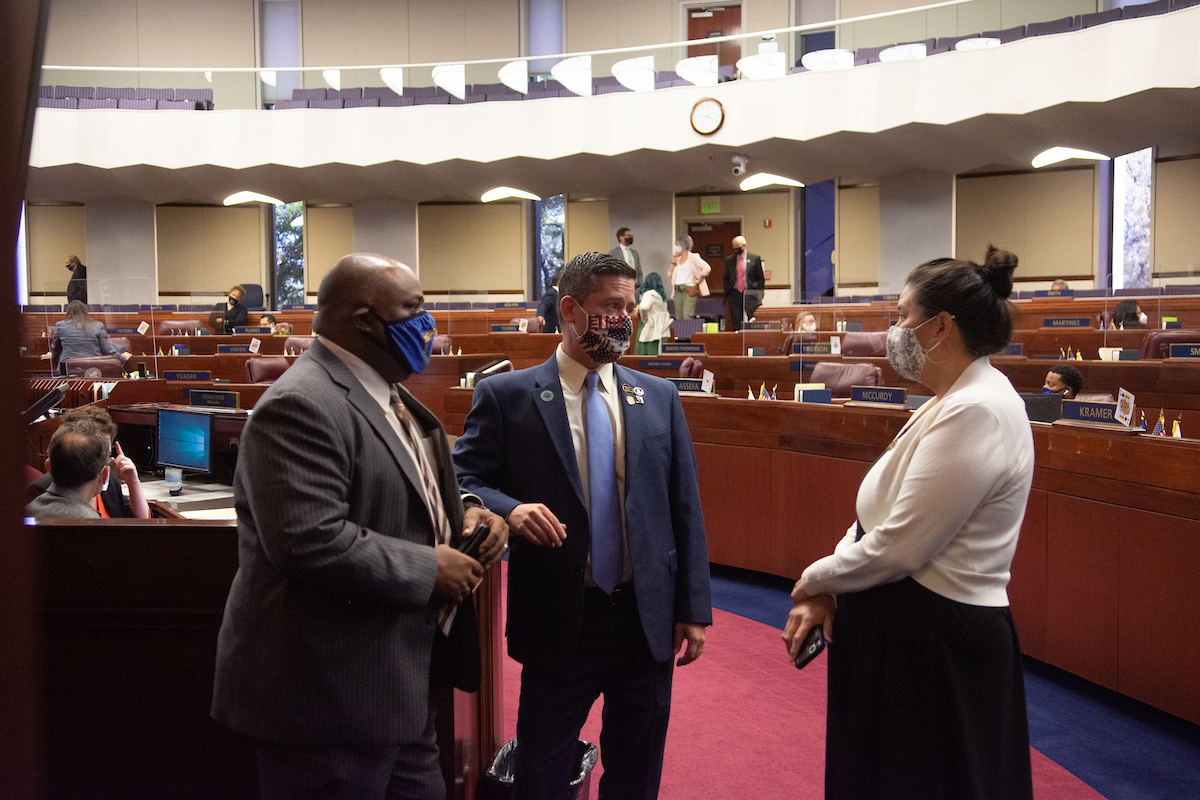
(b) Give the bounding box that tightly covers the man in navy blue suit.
[453,251,712,800]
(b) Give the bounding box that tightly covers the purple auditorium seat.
[273,99,307,109]
[38,98,77,108]
[363,86,400,99]
[175,88,214,108]
[1027,16,1079,36]
[1073,288,1111,297]
[78,99,118,109]
[308,99,344,108]
[38,85,53,98]
[671,318,705,340]
[343,98,380,107]
[1080,8,1122,27]
[981,25,1027,43]
[935,34,979,50]
[485,92,524,101]
[413,95,450,105]
[55,85,94,99]
[1171,0,1200,9]
[379,97,415,107]
[96,87,135,100]
[1123,0,1170,17]
[449,94,486,104]
[157,100,195,110]
[1115,287,1163,296]
[810,362,884,397]
[790,65,809,73]
[117,99,154,109]
[405,86,441,97]
[291,88,327,101]
[1164,284,1200,295]
[694,297,724,321]
[854,44,894,65]
[718,64,735,80]
[136,88,173,101]
[329,88,362,99]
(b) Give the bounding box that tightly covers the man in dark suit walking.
[212,253,508,800]
[723,235,765,331]
[453,251,712,800]
[608,227,643,298]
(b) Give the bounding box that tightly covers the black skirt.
[825,576,1033,800]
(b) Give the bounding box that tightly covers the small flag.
[1140,411,1147,430]
[457,347,463,356]
[1172,419,1182,438]
[1152,409,1165,436]
[771,384,778,401]
[1060,348,1066,360]
[747,385,755,400]
[758,382,768,401]
[1067,346,1074,360]
[1076,350,1083,361]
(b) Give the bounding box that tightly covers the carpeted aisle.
[496,565,1104,799]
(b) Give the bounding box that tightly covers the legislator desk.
[443,386,1200,727]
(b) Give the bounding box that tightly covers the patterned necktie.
[584,371,621,593]
[737,253,746,292]
[390,385,451,545]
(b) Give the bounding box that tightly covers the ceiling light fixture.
[676,55,719,87]
[224,191,285,206]
[498,60,529,94]
[879,43,927,62]
[259,70,277,87]
[612,56,655,93]
[380,67,404,95]
[800,49,855,72]
[551,55,592,96]
[740,173,804,191]
[1032,147,1111,168]
[955,37,1001,51]
[736,52,786,80]
[481,187,541,202]
[431,64,466,100]
[323,69,341,91]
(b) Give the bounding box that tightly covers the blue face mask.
[371,310,437,374]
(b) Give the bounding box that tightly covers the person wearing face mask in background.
[722,235,764,332]
[1111,298,1148,329]
[1043,364,1082,400]
[784,246,1035,800]
[64,255,88,305]
[221,284,249,330]
[453,251,712,800]
[213,253,509,800]
[608,227,643,299]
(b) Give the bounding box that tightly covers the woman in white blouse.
[669,235,710,319]
[784,247,1035,799]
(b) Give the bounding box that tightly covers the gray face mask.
[886,316,941,382]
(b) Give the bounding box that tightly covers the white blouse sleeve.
[800,400,1008,596]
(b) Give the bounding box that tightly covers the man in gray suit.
[24,422,111,520]
[212,253,509,800]
[608,227,643,298]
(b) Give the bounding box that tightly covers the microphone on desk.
[464,360,513,388]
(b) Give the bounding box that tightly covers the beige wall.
[675,191,793,286]
[566,200,609,261]
[156,205,267,295]
[956,167,1095,279]
[836,185,879,288]
[417,203,525,292]
[26,205,86,296]
[44,0,256,107]
[305,206,355,292]
[1153,158,1200,279]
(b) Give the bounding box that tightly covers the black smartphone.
[794,626,826,670]
[458,523,490,560]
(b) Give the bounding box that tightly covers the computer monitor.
[156,409,213,473]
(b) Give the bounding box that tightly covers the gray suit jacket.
[608,245,643,295]
[51,319,117,371]
[25,483,100,520]
[212,339,466,746]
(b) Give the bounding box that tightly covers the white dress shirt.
[555,344,632,583]
[801,357,1034,607]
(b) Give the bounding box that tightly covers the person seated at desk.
[26,419,114,520]
[1050,279,1069,291]
[1044,364,1082,400]
[46,300,131,374]
[219,285,249,330]
[1112,298,1147,329]
[797,312,818,332]
[28,406,149,519]
[258,313,290,334]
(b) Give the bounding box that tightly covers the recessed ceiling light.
[740,173,804,191]
[224,191,285,206]
[1032,147,1111,168]
[481,187,540,202]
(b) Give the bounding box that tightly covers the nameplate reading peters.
[1062,400,1119,423]
[1043,317,1090,328]
[1168,343,1200,358]
[851,386,907,405]
[164,370,210,382]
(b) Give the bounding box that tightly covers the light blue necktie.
[585,371,621,594]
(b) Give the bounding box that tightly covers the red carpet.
[498,565,1105,799]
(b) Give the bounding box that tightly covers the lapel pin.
[635,395,644,404]
[622,383,633,394]
[625,395,635,405]
[540,389,555,402]
[633,387,644,396]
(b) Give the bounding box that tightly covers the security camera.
[731,155,748,176]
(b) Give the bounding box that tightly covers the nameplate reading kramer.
[1062,400,1118,423]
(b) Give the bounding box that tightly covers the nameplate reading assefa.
[164,370,210,382]
[188,389,240,409]
[850,386,907,406]
[800,343,831,355]
[1062,400,1119,423]
[641,359,682,370]
[218,344,251,354]
[668,377,704,393]
[490,324,520,332]
[661,343,705,355]
[1044,317,1090,328]
[1168,343,1200,358]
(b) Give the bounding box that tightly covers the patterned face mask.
[575,314,633,364]
[886,316,941,382]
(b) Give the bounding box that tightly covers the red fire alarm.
[764,219,772,228]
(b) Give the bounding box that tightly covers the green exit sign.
[700,196,720,214]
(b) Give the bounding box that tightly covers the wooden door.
[687,5,742,69]
[687,220,742,299]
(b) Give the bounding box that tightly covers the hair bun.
[980,245,1018,299]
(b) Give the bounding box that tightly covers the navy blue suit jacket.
[452,355,712,665]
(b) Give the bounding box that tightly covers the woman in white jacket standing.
[784,246,1035,800]
[669,235,710,320]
